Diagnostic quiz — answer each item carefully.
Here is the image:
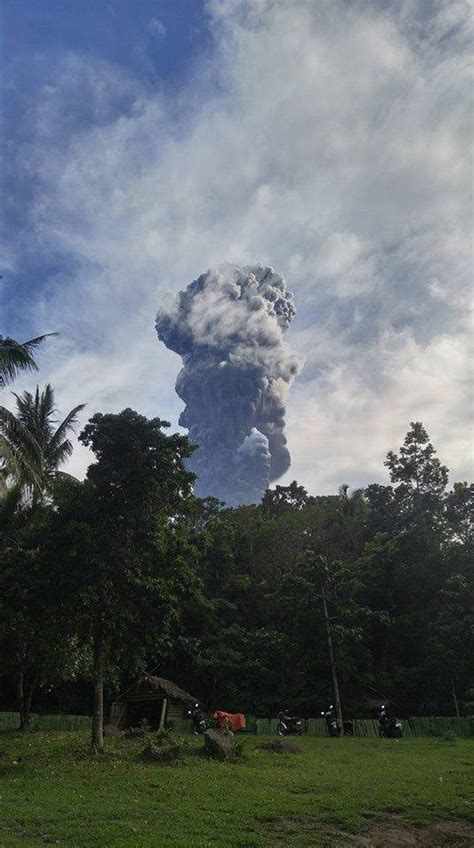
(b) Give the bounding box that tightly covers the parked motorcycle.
[277,711,303,736]
[322,705,340,737]
[321,705,354,737]
[187,703,207,735]
[377,705,403,738]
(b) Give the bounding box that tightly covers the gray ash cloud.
[156,263,303,506]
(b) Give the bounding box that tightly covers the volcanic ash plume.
[156,263,303,506]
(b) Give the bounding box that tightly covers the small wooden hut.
[110,675,197,730]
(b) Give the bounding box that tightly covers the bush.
[140,731,185,764]
[124,719,151,738]
[441,730,457,745]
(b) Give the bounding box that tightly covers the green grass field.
[0,731,473,847]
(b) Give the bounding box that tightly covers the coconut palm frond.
[0,403,44,493]
[0,405,43,460]
[19,333,58,354]
[0,483,22,526]
[39,383,56,436]
[0,434,21,481]
[0,432,43,492]
[0,386,84,498]
[47,438,75,470]
[0,340,38,387]
[47,403,86,458]
[55,471,81,484]
[0,334,57,388]
[12,390,41,442]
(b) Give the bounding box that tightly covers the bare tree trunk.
[321,580,344,736]
[451,678,460,719]
[91,612,105,751]
[17,671,26,730]
[21,680,35,730]
[211,673,218,713]
[17,672,35,731]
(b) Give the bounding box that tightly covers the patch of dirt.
[257,740,301,754]
[258,814,474,847]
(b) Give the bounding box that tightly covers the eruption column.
[156,263,302,506]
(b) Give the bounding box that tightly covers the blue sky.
[1,0,210,81]
[1,0,472,492]
[2,0,212,335]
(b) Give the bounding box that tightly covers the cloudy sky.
[1,0,472,494]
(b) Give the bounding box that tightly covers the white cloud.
[286,325,473,492]
[147,18,166,38]
[6,0,472,491]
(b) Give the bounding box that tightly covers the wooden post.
[158,698,168,732]
[451,678,460,719]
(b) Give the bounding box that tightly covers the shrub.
[125,719,151,738]
[441,730,458,745]
[141,731,185,764]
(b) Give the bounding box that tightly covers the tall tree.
[385,422,448,524]
[262,481,315,516]
[52,409,199,750]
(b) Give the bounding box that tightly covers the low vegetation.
[0,731,473,847]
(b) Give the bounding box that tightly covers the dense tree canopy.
[0,415,472,733]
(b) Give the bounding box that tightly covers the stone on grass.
[204,729,237,760]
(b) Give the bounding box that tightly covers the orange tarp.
[213,711,246,732]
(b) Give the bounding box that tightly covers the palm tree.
[0,334,56,389]
[0,384,85,498]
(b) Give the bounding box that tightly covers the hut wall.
[126,698,164,729]
[167,701,186,723]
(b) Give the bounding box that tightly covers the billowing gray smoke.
[156,263,302,506]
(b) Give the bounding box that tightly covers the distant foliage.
[0,417,472,726]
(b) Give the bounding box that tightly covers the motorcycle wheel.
[277,722,286,736]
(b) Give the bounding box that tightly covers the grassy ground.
[0,731,473,847]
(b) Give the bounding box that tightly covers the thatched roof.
[134,675,196,704]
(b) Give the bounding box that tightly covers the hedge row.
[173,714,474,737]
[1,712,472,737]
[0,712,91,731]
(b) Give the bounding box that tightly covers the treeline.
[0,333,473,748]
